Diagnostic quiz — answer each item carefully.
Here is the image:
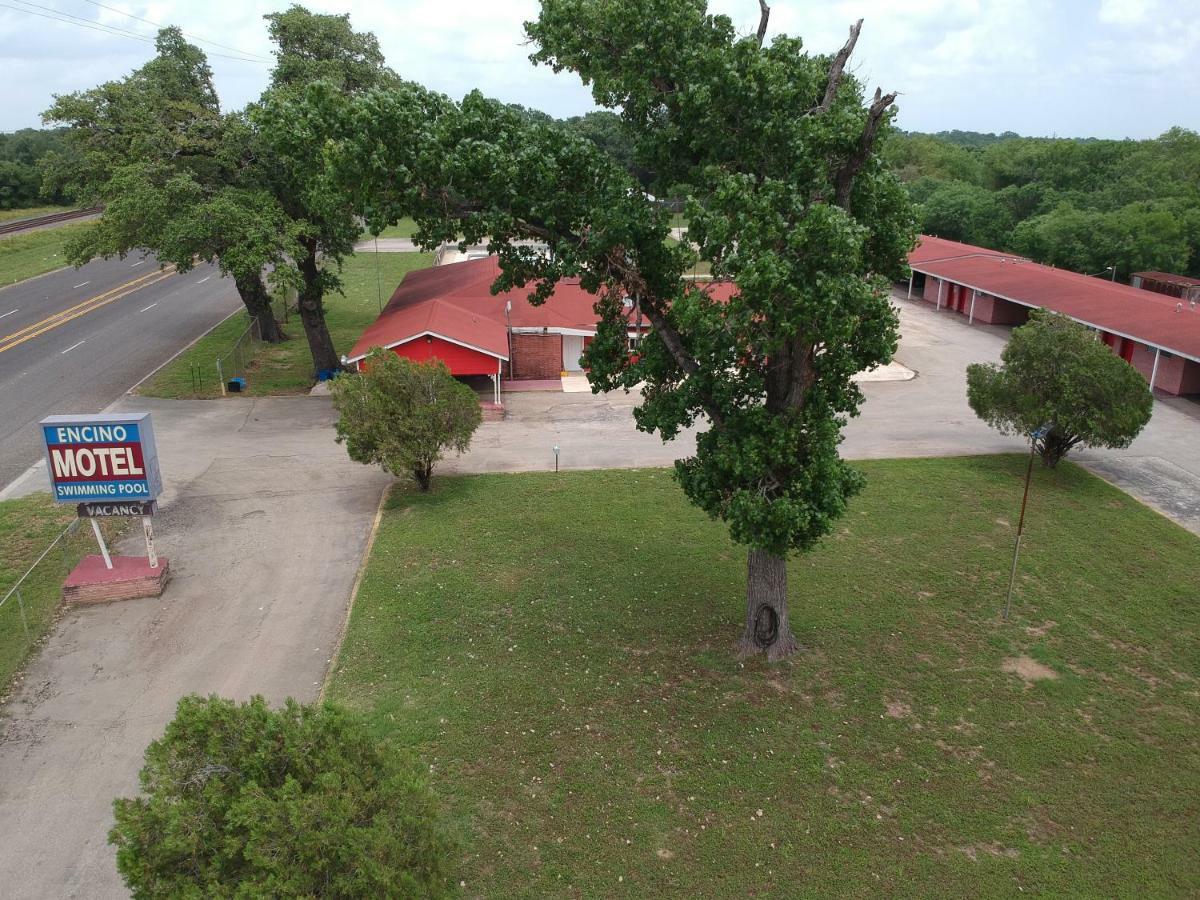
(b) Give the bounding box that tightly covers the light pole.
[553,444,560,473]
[1004,424,1048,622]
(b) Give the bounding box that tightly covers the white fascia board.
[344,330,509,365]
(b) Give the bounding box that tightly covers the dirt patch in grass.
[885,699,912,718]
[1002,655,1059,682]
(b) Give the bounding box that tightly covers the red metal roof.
[1133,271,1200,288]
[910,236,1200,363]
[347,256,737,365]
[909,235,1014,266]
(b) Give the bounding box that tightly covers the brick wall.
[505,333,563,379]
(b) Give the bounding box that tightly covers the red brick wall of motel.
[504,333,563,380]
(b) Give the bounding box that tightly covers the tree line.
[887,128,1200,280]
[0,128,70,209]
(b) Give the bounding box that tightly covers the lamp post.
[553,444,560,473]
[1004,424,1049,621]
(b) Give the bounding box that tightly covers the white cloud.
[2,0,1198,138]
[1098,0,1153,25]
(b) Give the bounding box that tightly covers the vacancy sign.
[40,413,163,503]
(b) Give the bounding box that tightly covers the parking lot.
[450,294,1200,534]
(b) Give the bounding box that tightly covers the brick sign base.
[63,555,170,604]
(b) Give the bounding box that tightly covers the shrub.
[966,310,1153,467]
[332,350,482,491]
[110,695,449,898]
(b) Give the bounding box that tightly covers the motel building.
[907,235,1200,397]
[343,255,736,408]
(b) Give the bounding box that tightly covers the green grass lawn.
[139,251,434,398]
[0,205,75,224]
[0,222,90,287]
[362,217,419,239]
[328,457,1199,897]
[0,494,121,691]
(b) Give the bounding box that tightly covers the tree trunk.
[1038,432,1072,469]
[737,548,799,661]
[297,244,341,376]
[413,464,433,492]
[233,273,287,344]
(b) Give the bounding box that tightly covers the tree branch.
[756,1,770,46]
[832,87,897,210]
[816,19,863,113]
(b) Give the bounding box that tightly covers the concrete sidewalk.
[0,396,388,898]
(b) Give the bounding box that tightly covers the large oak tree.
[310,0,915,659]
[44,6,397,372]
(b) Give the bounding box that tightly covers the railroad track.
[0,207,101,236]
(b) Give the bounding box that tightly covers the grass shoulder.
[0,493,122,691]
[328,456,1200,896]
[0,222,91,287]
[0,205,75,225]
[138,251,435,399]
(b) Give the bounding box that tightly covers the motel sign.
[40,413,163,504]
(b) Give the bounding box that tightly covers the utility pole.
[1004,425,1048,622]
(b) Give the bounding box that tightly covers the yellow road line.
[0,266,174,348]
[0,266,177,355]
[0,267,173,346]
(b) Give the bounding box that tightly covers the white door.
[563,335,585,371]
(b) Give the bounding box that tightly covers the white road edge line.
[74,281,90,289]
[0,309,17,319]
[130,260,145,267]
[61,339,86,355]
[140,302,158,312]
[196,276,211,284]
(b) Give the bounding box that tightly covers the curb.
[318,483,391,702]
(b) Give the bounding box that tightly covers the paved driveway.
[0,396,388,898]
[448,296,1200,535]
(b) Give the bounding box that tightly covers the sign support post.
[142,515,158,569]
[89,517,114,570]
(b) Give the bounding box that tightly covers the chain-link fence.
[0,518,85,686]
[215,316,261,395]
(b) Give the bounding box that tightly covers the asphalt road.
[0,253,241,490]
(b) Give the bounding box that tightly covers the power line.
[0,0,267,63]
[77,0,271,62]
[0,1,157,45]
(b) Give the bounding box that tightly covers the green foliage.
[110,695,448,898]
[315,0,915,565]
[1010,200,1193,278]
[966,310,1153,467]
[894,127,1200,277]
[332,351,482,491]
[43,7,398,370]
[0,127,69,208]
[918,179,1013,248]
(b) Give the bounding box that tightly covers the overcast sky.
[2,0,1198,138]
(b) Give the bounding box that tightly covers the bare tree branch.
[816,19,863,114]
[832,87,897,210]
[756,0,770,46]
